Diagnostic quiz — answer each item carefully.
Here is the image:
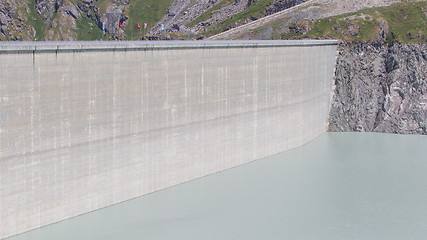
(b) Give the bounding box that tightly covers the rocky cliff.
[329,42,427,135]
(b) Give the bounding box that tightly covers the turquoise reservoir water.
[9,132,427,240]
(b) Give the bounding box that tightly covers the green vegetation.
[124,0,173,40]
[204,0,276,37]
[94,1,109,16]
[270,18,289,39]
[187,0,234,28]
[292,2,322,13]
[165,32,193,40]
[76,14,107,40]
[281,1,426,43]
[25,0,46,40]
[246,16,289,39]
[377,1,426,43]
[5,0,425,42]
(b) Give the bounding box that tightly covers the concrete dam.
[0,40,338,239]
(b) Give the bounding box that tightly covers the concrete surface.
[0,40,338,239]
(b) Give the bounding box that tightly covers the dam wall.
[0,40,338,239]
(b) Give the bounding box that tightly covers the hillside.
[0,0,311,41]
[209,0,426,42]
[149,0,309,38]
[282,1,426,43]
[1,0,425,42]
[0,0,175,41]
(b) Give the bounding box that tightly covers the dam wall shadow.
[0,40,338,238]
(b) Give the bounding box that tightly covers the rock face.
[0,0,128,40]
[265,0,308,15]
[329,43,427,135]
[0,0,36,40]
[100,2,125,35]
[150,0,237,35]
[35,0,57,23]
[76,0,128,36]
[150,0,309,36]
[45,1,80,40]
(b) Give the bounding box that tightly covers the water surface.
[9,132,427,240]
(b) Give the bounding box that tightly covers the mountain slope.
[149,0,309,38]
[0,0,173,40]
[0,0,425,43]
[0,0,311,41]
[208,0,426,41]
[281,1,426,43]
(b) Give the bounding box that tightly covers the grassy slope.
[24,0,46,40]
[282,1,426,43]
[123,0,172,40]
[6,0,425,42]
[18,0,102,41]
[248,16,290,39]
[187,0,234,28]
[74,0,109,40]
[4,0,172,41]
[203,0,276,37]
[76,13,107,40]
[58,0,172,40]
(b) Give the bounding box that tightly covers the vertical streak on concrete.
[0,41,338,239]
[253,55,259,159]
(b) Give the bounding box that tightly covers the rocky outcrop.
[0,1,15,37]
[46,1,80,40]
[151,0,308,36]
[100,2,125,35]
[35,0,57,23]
[0,0,130,40]
[0,0,36,40]
[150,0,223,35]
[265,0,308,15]
[76,1,102,29]
[76,0,128,37]
[209,0,409,40]
[329,43,427,135]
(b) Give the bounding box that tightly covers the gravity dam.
[0,40,338,239]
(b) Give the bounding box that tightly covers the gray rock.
[1,25,8,35]
[100,3,125,35]
[114,0,130,4]
[0,12,8,26]
[62,2,80,19]
[77,2,101,29]
[83,0,97,4]
[370,56,383,76]
[35,0,56,21]
[385,54,399,73]
[329,43,427,135]
[265,0,308,16]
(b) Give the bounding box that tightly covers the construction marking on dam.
[1,40,338,238]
